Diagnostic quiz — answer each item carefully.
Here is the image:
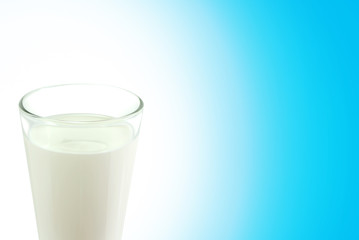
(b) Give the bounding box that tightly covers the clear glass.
[19,84,143,240]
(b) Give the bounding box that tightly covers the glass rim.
[19,83,144,124]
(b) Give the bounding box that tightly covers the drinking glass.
[19,84,143,240]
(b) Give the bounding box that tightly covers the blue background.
[191,1,359,239]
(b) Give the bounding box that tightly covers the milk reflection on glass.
[19,85,143,240]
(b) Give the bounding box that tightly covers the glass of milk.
[19,84,143,240]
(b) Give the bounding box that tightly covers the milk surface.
[24,114,138,240]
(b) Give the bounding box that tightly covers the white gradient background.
[0,1,232,240]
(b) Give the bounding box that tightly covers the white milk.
[24,114,138,240]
